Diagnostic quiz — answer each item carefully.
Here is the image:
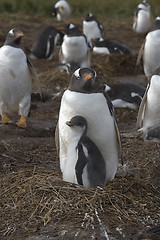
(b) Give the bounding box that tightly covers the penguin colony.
[1,0,160,187]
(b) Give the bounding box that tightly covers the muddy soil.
[0,15,160,240]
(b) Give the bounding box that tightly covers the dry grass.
[1,161,159,239]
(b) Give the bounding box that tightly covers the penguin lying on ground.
[136,16,160,80]
[29,26,64,60]
[0,28,43,128]
[102,82,145,109]
[65,115,106,187]
[137,70,160,140]
[52,0,71,21]
[56,67,121,185]
[83,13,104,47]
[133,0,151,34]
[59,24,90,72]
[91,38,131,55]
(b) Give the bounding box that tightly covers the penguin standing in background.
[65,115,106,187]
[102,82,145,109]
[59,24,90,72]
[91,38,131,55]
[136,16,160,80]
[56,67,121,185]
[133,0,151,34]
[83,13,104,47]
[29,26,64,60]
[0,28,43,127]
[137,71,160,140]
[52,0,71,21]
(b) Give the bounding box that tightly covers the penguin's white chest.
[133,10,150,33]
[143,30,160,76]
[61,35,88,63]
[142,76,160,129]
[83,21,101,41]
[0,46,31,113]
[58,90,119,182]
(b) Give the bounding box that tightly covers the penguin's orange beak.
[17,33,24,37]
[57,27,65,31]
[84,74,92,79]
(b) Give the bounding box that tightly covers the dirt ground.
[0,14,160,240]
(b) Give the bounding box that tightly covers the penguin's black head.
[4,28,24,48]
[66,115,88,135]
[153,16,160,30]
[69,67,99,93]
[85,13,96,22]
[142,0,149,6]
[91,38,105,47]
[52,6,58,17]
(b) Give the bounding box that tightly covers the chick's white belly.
[59,90,119,182]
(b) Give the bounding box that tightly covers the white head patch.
[69,24,75,29]
[74,68,81,78]
[99,38,104,42]
[89,13,93,17]
[9,29,14,36]
[104,84,111,92]
[155,16,160,21]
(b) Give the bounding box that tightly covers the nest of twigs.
[1,158,159,239]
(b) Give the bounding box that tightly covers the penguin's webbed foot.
[16,116,27,128]
[0,113,12,124]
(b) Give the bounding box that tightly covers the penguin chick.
[103,82,145,109]
[59,23,90,71]
[65,115,106,187]
[52,0,71,21]
[0,28,43,127]
[133,0,151,34]
[29,26,64,60]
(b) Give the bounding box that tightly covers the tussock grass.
[0,0,159,20]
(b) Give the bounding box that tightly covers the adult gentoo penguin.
[91,38,131,55]
[133,0,151,34]
[83,13,104,47]
[56,67,121,185]
[52,0,71,21]
[0,28,43,127]
[136,16,160,80]
[102,82,145,109]
[136,72,160,140]
[65,116,106,187]
[59,24,90,72]
[29,26,64,60]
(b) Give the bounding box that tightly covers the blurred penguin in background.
[52,0,71,21]
[133,0,151,34]
[91,38,131,55]
[83,13,105,47]
[59,24,90,72]
[29,26,64,60]
[137,68,160,140]
[136,16,160,80]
